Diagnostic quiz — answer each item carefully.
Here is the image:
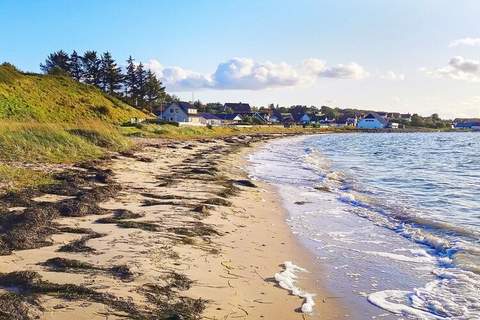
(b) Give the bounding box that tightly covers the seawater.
[248,132,480,320]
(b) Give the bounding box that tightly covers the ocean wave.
[274,261,316,313]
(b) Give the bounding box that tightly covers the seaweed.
[41,257,95,271]
[0,271,143,318]
[203,198,232,207]
[231,179,257,188]
[96,209,144,224]
[0,293,34,320]
[58,232,105,253]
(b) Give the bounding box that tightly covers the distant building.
[357,112,389,129]
[387,112,401,119]
[401,113,412,122]
[453,118,480,129]
[223,102,252,114]
[159,102,201,125]
[215,113,243,124]
[336,116,358,127]
[290,107,311,124]
[199,113,222,126]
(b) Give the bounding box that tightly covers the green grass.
[0,64,147,124]
[0,164,54,192]
[0,63,147,192]
[0,121,130,163]
[120,123,351,140]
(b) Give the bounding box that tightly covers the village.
[154,101,480,130]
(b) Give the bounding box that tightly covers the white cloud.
[425,56,480,82]
[144,59,213,91]
[381,71,405,81]
[145,57,369,91]
[449,37,480,47]
[211,58,301,90]
[316,62,369,79]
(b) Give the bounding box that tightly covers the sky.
[1,0,480,118]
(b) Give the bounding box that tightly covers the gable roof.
[177,102,196,114]
[200,113,221,120]
[215,113,243,121]
[362,112,388,126]
[224,102,252,113]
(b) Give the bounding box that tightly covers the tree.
[135,62,148,107]
[411,114,424,127]
[320,106,337,119]
[82,51,101,86]
[40,50,70,74]
[144,70,166,112]
[69,50,83,81]
[100,51,123,94]
[124,56,137,105]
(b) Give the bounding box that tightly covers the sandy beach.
[0,134,345,319]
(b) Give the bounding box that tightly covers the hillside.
[0,63,150,191]
[0,63,147,123]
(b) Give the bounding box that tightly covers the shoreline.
[0,133,346,319]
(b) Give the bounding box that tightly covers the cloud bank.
[449,37,480,47]
[425,56,480,82]
[145,57,368,91]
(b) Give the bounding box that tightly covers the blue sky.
[1,0,480,118]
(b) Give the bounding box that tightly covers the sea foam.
[274,261,316,313]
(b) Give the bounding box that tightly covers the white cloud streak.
[145,57,369,91]
[449,37,480,47]
[424,56,480,82]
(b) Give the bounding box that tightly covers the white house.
[160,102,202,125]
[199,113,222,126]
[357,112,389,129]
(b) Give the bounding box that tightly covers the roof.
[177,102,196,114]
[454,118,480,123]
[224,103,252,114]
[215,113,243,121]
[362,112,389,126]
[200,113,221,120]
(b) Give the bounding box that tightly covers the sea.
[248,132,480,320]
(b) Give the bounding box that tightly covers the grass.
[0,64,147,124]
[0,121,130,163]
[0,164,53,192]
[0,63,148,191]
[121,123,350,139]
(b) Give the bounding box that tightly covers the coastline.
[188,139,346,319]
[0,133,345,319]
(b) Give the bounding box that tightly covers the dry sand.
[0,135,346,319]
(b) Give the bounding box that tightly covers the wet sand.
[0,135,345,319]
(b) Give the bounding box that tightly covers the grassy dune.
[0,64,146,123]
[0,63,149,191]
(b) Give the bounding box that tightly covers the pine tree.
[124,56,137,105]
[82,51,101,86]
[135,62,148,108]
[100,51,123,94]
[144,70,166,112]
[40,50,70,74]
[69,50,83,81]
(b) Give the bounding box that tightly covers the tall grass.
[0,120,130,163]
